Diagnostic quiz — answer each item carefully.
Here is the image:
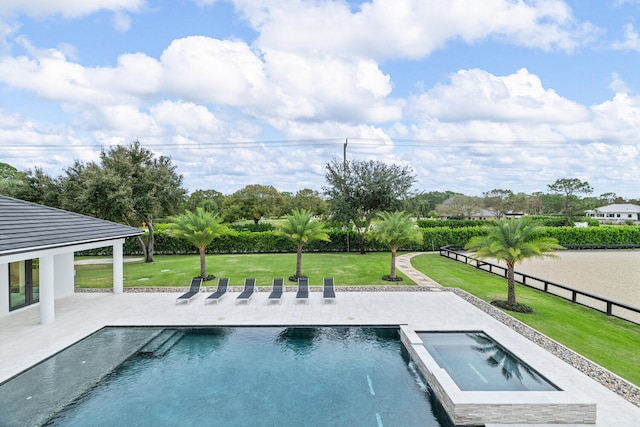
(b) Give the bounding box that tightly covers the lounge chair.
[268,278,284,304]
[176,277,203,305]
[236,278,256,304]
[296,277,309,302]
[205,278,229,305]
[322,277,336,304]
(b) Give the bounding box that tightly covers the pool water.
[418,331,559,392]
[42,327,452,426]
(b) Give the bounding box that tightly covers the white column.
[0,263,9,318]
[39,254,55,324]
[113,241,124,294]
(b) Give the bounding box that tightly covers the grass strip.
[410,253,640,387]
[75,252,415,288]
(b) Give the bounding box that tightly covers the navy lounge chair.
[205,278,229,305]
[296,277,309,302]
[176,277,203,305]
[322,277,336,304]
[236,278,256,304]
[268,278,284,304]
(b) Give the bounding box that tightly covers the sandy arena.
[491,250,640,318]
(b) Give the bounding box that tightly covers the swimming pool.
[2,326,455,426]
[401,326,597,425]
[418,331,558,392]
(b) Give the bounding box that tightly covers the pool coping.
[401,324,597,425]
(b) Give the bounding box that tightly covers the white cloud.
[234,0,598,59]
[590,93,640,139]
[160,36,270,106]
[609,72,631,94]
[0,110,96,174]
[150,101,223,135]
[612,23,640,51]
[408,68,589,125]
[0,48,159,106]
[112,10,133,33]
[0,0,145,19]
[263,50,399,122]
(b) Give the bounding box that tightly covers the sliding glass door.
[9,259,40,311]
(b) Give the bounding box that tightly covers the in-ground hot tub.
[401,325,597,425]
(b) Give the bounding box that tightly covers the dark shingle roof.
[0,196,143,256]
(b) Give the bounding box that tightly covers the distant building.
[467,209,497,221]
[585,203,640,224]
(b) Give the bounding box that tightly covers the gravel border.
[75,285,639,407]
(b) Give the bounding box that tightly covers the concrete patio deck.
[1,286,639,426]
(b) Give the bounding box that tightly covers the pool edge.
[400,325,597,425]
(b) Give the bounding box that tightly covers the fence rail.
[439,246,640,325]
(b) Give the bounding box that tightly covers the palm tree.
[279,209,330,280]
[168,208,229,279]
[464,218,563,308]
[369,211,423,281]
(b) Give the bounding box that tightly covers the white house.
[0,196,142,324]
[585,203,640,224]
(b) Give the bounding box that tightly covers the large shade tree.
[223,184,284,223]
[324,158,416,254]
[0,163,27,197]
[464,218,563,310]
[61,141,186,262]
[369,211,424,281]
[482,189,516,219]
[436,194,481,219]
[279,209,330,280]
[184,189,225,213]
[547,178,593,226]
[168,208,229,279]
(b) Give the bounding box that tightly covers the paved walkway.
[1,254,639,426]
[396,252,441,286]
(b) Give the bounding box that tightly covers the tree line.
[2,141,637,261]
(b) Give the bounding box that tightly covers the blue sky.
[1,0,640,198]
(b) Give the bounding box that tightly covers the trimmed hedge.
[417,219,492,228]
[78,225,640,256]
[543,226,640,246]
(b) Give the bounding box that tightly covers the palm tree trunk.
[199,246,207,278]
[296,245,303,278]
[389,248,397,279]
[506,261,516,306]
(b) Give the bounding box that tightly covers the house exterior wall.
[0,238,125,322]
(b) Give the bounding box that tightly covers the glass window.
[8,259,39,311]
[9,261,26,309]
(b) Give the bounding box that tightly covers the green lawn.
[75,252,414,288]
[410,253,640,387]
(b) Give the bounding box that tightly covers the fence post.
[606,302,612,316]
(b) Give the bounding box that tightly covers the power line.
[1,137,637,151]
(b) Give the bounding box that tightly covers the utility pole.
[343,138,348,168]
[343,138,349,253]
